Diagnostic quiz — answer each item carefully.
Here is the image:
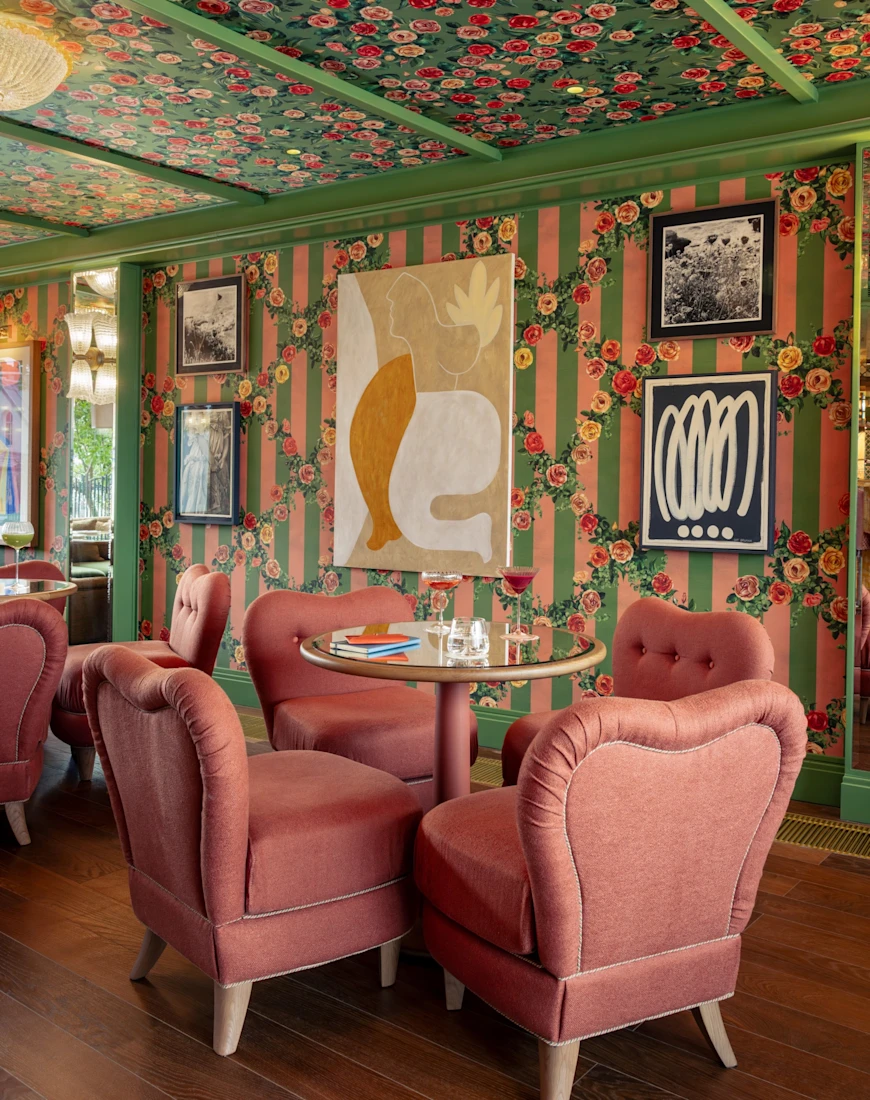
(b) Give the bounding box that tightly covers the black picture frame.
[175,402,240,526]
[648,199,778,341]
[175,274,246,376]
[639,371,777,555]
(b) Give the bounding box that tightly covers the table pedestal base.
[434,681,472,804]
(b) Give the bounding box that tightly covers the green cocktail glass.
[1,522,34,592]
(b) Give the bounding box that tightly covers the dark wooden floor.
[1,736,869,1100]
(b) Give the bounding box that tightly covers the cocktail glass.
[499,566,539,642]
[1,521,35,592]
[421,571,463,634]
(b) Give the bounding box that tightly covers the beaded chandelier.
[0,18,70,112]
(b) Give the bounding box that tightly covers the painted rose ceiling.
[0,0,867,244]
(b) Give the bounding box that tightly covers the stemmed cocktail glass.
[499,566,539,642]
[421,570,463,634]
[1,521,35,592]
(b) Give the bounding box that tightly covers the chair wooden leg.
[693,1000,737,1068]
[379,937,402,988]
[213,981,252,1056]
[4,802,30,846]
[539,1039,580,1100]
[444,969,465,1011]
[71,746,96,782]
[129,929,167,981]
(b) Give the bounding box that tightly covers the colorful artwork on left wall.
[335,255,514,575]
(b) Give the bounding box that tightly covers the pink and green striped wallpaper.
[138,162,855,756]
[0,282,71,574]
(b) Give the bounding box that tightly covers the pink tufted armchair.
[0,559,68,616]
[52,564,231,779]
[416,680,807,1100]
[501,597,775,786]
[0,599,68,844]
[83,645,421,1056]
[243,587,478,812]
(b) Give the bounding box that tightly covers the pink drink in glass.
[499,566,539,641]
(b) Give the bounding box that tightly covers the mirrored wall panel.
[855,150,870,771]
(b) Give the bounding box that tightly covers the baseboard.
[839,770,870,825]
[791,754,844,807]
[213,667,845,807]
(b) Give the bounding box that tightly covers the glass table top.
[0,579,76,602]
[303,620,606,684]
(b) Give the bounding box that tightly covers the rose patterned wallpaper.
[137,161,853,755]
[0,282,71,572]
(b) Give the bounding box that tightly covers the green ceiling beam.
[0,209,89,238]
[688,0,818,104]
[0,117,264,206]
[122,0,501,163]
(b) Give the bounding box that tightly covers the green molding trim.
[112,263,143,642]
[689,0,818,105]
[2,81,869,285]
[840,771,870,825]
[0,210,88,238]
[472,705,525,752]
[0,118,263,208]
[123,0,500,164]
[792,754,844,807]
[213,667,261,709]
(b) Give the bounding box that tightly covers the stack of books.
[330,633,421,662]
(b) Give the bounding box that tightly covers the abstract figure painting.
[640,372,776,554]
[175,403,240,525]
[0,341,39,540]
[335,255,515,575]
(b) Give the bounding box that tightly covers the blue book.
[331,638,421,657]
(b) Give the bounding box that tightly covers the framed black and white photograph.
[175,403,240,525]
[640,372,777,554]
[648,199,778,341]
[176,274,246,376]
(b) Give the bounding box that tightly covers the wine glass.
[1,521,34,592]
[421,570,463,634]
[499,566,539,642]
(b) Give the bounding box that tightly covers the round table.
[0,579,77,604]
[301,619,606,803]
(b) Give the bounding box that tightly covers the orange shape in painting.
[350,354,416,551]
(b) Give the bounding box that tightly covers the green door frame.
[842,144,870,824]
[112,262,142,642]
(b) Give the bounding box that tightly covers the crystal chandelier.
[81,269,117,298]
[92,313,118,359]
[64,311,93,357]
[0,18,71,112]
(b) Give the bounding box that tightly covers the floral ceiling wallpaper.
[0,0,866,238]
[135,161,854,755]
[0,136,221,229]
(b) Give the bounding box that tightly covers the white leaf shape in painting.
[444,260,503,349]
[389,390,499,563]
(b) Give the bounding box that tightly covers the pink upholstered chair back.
[82,645,248,925]
[244,587,413,733]
[0,560,68,616]
[0,598,68,768]
[612,598,775,701]
[516,681,806,980]
[167,565,231,674]
[859,587,870,661]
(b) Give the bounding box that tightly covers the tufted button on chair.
[416,681,807,1100]
[83,645,421,1056]
[501,597,775,786]
[243,587,478,812]
[0,599,68,844]
[0,559,68,616]
[51,564,231,779]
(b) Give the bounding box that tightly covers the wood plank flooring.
[0,734,868,1100]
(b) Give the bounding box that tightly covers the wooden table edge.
[299,633,607,684]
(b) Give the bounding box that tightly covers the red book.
[342,634,413,645]
[369,652,409,662]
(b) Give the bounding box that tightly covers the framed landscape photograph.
[175,403,240,525]
[0,340,40,542]
[640,371,777,554]
[648,199,778,341]
[175,274,246,376]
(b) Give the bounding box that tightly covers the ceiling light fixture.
[81,268,117,298]
[0,17,71,112]
[566,85,585,95]
[286,148,301,155]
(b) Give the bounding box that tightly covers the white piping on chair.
[0,624,46,762]
[559,723,781,972]
[240,874,409,920]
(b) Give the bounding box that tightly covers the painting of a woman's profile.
[175,403,239,525]
[334,254,515,575]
